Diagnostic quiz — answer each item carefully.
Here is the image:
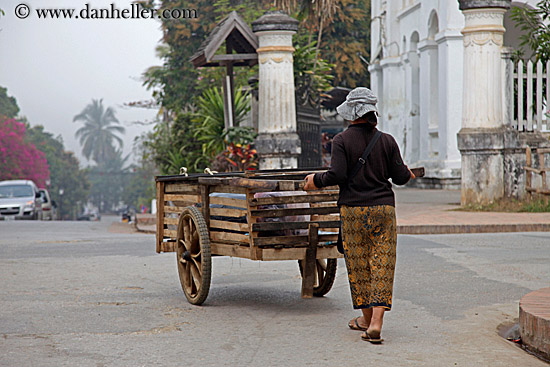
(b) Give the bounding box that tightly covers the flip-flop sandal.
[348,317,368,331]
[361,331,384,344]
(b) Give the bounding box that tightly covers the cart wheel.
[176,206,211,305]
[298,258,337,297]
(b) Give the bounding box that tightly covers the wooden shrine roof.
[190,11,258,68]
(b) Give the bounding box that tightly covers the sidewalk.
[136,188,550,234]
[394,188,550,234]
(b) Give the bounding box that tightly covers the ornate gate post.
[252,11,301,169]
[457,0,511,205]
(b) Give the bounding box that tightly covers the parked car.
[77,213,91,221]
[77,208,100,221]
[38,188,54,220]
[0,180,43,220]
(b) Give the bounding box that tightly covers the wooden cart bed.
[155,169,343,304]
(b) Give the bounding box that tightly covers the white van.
[0,180,43,220]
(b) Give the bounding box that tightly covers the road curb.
[398,223,550,234]
[136,227,155,234]
[520,288,550,362]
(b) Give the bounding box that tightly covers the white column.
[369,63,384,128]
[403,53,413,162]
[256,31,297,134]
[461,7,507,128]
[437,32,464,177]
[457,0,511,205]
[418,40,437,162]
[252,11,300,169]
[408,50,421,164]
[380,57,404,139]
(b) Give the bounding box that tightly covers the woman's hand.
[303,174,319,191]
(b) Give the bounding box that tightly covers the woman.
[304,87,415,344]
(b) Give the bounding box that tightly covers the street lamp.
[58,188,64,220]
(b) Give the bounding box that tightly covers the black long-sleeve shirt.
[313,124,411,207]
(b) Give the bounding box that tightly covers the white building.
[369,0,537,187]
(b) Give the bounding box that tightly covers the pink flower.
[0,117,50,186]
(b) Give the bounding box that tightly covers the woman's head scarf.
[336,87,378,121]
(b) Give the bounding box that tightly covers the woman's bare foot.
[365,327,381,338]
[348,316,370,331]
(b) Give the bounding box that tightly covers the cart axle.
[182,250,192,262]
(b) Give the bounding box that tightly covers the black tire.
[298,258,337,297]
[176,206,211,305]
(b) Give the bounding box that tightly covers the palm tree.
[73,99,125,164]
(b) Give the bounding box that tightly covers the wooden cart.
[155,169,343,305]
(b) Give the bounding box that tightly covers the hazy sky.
[0,0,164,166]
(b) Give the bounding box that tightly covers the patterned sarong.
[340,205,397,310]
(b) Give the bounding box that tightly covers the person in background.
[303,87,415,344]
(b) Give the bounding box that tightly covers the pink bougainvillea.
[0,116,50,187]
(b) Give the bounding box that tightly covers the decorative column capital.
[458,0,511,10]
[252,11,299,33]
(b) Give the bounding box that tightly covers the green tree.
[0,86,20,119]
[322,0,370,88]
[73,99,125,164]
[278,0,370,89]
[511,0,550,63]
[86,149,129,212]
[25,125,90,220]
[276,0,338,76]
[120,133,157,210]
[142,42,195,112]
[121,164,155,211]
[141,111,208,175]
[143,0,369,113]
[139,0,218,111]
[140,0,272,111]
[294,39,335,107]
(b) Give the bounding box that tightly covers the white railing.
[506,59,550,132]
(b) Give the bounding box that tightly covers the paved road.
[0,217,549,366]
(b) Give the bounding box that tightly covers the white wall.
[369,0,542,182]
[370,0,464,180]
